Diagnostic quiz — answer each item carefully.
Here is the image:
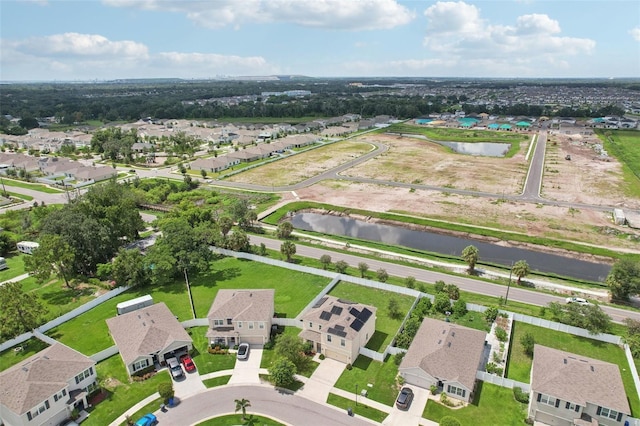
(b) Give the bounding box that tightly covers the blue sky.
[1,0,639,81]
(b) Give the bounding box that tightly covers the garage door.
[403,373,433,389]
[242,335,265,345]
[325,350,348,363]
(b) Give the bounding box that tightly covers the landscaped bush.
[158,382,174,404]
[208,345,229,355]
[393,352,405,366]
[495,327,509,342]
[430,384,438,395]
[319,354,325,360]
[513,387,530,403]
[439,416,461,426]
[346,363,352,370]
[439,392,455,407]
[486,362,504,376]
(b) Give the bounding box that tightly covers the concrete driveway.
[228,347,263,385]
[170,364,206,399]
[298,358,346,403]
[382,385,435,426]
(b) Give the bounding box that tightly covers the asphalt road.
[248,234,640,324]
[522,130,546,200]
[154,385,374,426]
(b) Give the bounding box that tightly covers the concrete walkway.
[0,273,30,286]
[227,348,263,385]
[297,357,346,403]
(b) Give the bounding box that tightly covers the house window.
[238,321,242,328]
[341,339,346,347]
[259,322,264,329]
[446,385,466,398]
[227,318,233,325]
[133,359,149,371]
[74,367,94,384]
[565,402,580,412]
[539,394,556,407]
[248,322,254,329]
[327,335,332,342]
[598,407,620,420]
[319,325,322,331]
[214,319,224,326]
[28,400,51,420]
[309,322,313,328]
[53,389,67,402]
[87,381,99,394]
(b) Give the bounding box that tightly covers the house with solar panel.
[299,296,376,364]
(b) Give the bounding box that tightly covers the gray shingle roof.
[531,345,630,414]
[207,289,274,323]
[399,317,486,390]
[0,343,95,415]
[106,302,192,366]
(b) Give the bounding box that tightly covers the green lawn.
[0,338,49,371]
[197,414,284,426]
[83,355,170,426]
[189,326,237,374]
[47,256,328,356]
[597,129,640,197]
[26,277,105,320]
[386,123,527,143]
[5,190,34,200]
[202,375,231,388]
[506,321,640,416]
[334,355,400,406]
[328,281,415,350]
[423,382,528,425]
[326,393,389,423]
[2,178,63,193]
[0,253,27,282]
[119,397,163,426]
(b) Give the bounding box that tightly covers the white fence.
[91,345,119,363]
[511,313,622,345]
[625,343,640,404]
[0,332,34,354]
[359,346,385,362]
[476,371,530,392]
[273,318,301,327]
[181,318,208,328]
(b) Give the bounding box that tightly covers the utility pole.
[505,261,514,305]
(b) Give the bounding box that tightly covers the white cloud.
[630,27,640,42]
[421,1,595,75]
[0,33,277,80]
[103,0,414,30]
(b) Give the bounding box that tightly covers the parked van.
[17,241,39,255]
[0,257,7,270]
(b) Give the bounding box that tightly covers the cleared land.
[226,140,374,186]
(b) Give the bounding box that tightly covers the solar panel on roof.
[349,307,360,317]
[328,327,347,337]
[358,308,372,322]
[330,306,343,315]
[319,311,332,321]
[350,319,364,331]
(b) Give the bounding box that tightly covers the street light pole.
[355,384,358,407]
[505,261,514,305]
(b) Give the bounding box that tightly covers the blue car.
[135,413,157,426]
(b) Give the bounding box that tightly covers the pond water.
[439,141,511,157]
[291,212,611,282]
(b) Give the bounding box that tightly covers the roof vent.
[590,366,594,372]
[442,330,446,334]
[451,332,455,337]
[142,322,146,327]
[447,342,451,348]
[563,359,567,364]
[437,339,442,345]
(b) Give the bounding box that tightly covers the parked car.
[135,413,157,426]
[565,297,591,306]
[167,357,184,379]
[181,354,196,372]
[395,387,414,410]
[237,343,250,360]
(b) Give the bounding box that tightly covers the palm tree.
[461,245,479,274]
[243,415,258,426]
[280,241,296,262]
[512,260,530,285]
[235,398,251,420]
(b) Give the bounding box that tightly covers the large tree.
[274,333,306,370]
[461,245,479,274]
[24,234,75,288]
[112,248,150,288]
[269,358,297,387]
[280,241,296,262]
[0,281,48,340]
[606,257,640,301]
[276,221,293,239]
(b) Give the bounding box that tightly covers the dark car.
[181,354,196,372]
[237,343,250,360]
[396,387,414,410]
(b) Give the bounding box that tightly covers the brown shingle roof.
[207,289,274,323]
[106,302,192,366]
[531,345,630,414]
[300,296,376,340]
[0,343,95,415]
[399,317,486,390]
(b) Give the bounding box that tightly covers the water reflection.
[291,212,610,282]
[439,141,510,157]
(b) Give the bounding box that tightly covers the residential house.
[299,296,376,364]
[528,345,630,426]
[106,302,193,376]
[190,156,239,173]
[398,317,486,403]
[0,343,97,426]
[73,166,116,182]
[206,289,274,347]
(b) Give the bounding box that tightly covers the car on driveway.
[395,387,414,410]
[135,413,157,426]
[181,354,196,372]
[565,297,591,306]
[237,343,250,360]
[167,357,184,379]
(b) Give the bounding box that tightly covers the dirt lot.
[343,133,531,195]
[543,131,639,209]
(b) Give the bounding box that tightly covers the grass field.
[189,326,237,374]
[506,321,639,416]
[47,256,329,355]
[328,281,416,350]
[197,414,284,426]
[202,375,231,388]
[5,191,34,200]
[326,393,389,423]
[0,338,49,371]
[386,123,528,143]
[0,253,27,282]
[2,177,63,193]
[334,355,400,406]
[423,382,528,425]
[597,129,640,197]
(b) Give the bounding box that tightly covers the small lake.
[291,212,611,282]
[440,141,511,157]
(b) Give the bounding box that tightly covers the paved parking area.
[382,385,435,426]
[171,364,206,399]
[227,347,263,385]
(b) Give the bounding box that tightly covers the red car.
[181,355,196,372]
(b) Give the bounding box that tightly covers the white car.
[166,357,184,379]
[565,297,591,306]
[237,343,250,360]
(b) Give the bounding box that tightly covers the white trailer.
[116,294,154,315]
[17,241,39,255]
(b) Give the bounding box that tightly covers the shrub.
[495,327,508,342]
[394,352,406,366]
[439,392,455,407]
[434,280,446,293]
[158,382,174,404]
[430,384,438,395]
[513,387,530,404]
[208,346,229,355]
[319,354,325,360]
[520,332,535,357]
[346,363,352,370]
[440,417,461,426]
[486,362,504,376]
